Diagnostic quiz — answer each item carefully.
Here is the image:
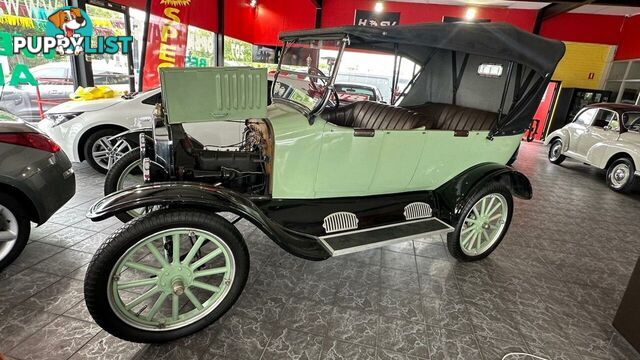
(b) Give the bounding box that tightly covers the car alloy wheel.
[459,193,508,256]
[92,136,132,171]
[609,163,631,189]
[0,204,19,263]
[549,141,562,162]
[106,228,236,331]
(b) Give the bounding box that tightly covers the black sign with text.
[354,10,400,27]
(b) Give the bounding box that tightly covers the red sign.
[142,0,191,90]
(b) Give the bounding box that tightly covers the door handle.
[354,129,375,137]
[211,112,229,118]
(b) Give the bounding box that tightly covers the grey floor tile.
[378,289,424,323]
[381,251,417,272]
[29,222,65,241]
[262,327,324,360]
[70,331,146,360]
[32,249,93,276]
[203,314,272,360]
[422,295,473,333]
[39,226,95,247]
[70,232,110,254]
[377,317,429,358]
[0,269,61,304]
[321,339,376,360]
[64,300,93,323]
[8,316,101,360]
[427,327,482,360]
[0,304,58,351]
[23,277,84,314]
[10,241,65,268]
[327,307,378,346]
[231,284,289,323]
[335,281,379,312]
[279,298,333,336]
[380,267,420,294]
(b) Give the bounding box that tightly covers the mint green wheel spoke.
[146,292,169,320]
[192,281,220,293]
[107,228,236,331]
[184,288,203,310]
[117,278,158,290]
[147,243,170,268]
[172,234,180,265]
[126,286,161,310]
[460,193,509,256]
[182,236,206,265]
[125,261,162,276]
[194,266,228,278]
[190,248,222,270]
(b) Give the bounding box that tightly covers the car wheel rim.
[107,228,235,331]
[0,204,19,262]
[92,137,131,170]
[116,159,148,218]
[460,194,508,256]
[610,163,630,189]
[549,142,562,161]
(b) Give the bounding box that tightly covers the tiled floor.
[1,142,640,360]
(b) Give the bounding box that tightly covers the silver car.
[0,111,76,270]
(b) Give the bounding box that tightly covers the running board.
[319,218,454,256]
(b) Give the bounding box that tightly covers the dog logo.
[44,6,93,55]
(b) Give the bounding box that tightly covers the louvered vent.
[322,212,359,234]
[404,202,433,220]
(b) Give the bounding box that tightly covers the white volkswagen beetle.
[545,103,640,192]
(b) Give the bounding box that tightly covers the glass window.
[186,25,215,68]
[623,112,640,131]
[620,82,640,104]
[605,81,622,103]
[592,109,617,128]
[608,62,628,80]
[627,62,640,80]
[574,108,597,126]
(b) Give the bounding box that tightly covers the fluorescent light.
[249,0,257,8]
[465,8,477,20]
[374,1,384,13]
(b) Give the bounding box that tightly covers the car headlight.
[47,112,83,127]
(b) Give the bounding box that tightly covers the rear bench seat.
[322,101,497,132]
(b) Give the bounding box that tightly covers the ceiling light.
[249,0,257,8]
[374,1,384,13]
[465,8,477,21]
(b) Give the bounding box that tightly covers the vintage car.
[83,23,564,343]
[545,103,640,193]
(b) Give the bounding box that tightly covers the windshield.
[623,112,640,131]
[272,39,344,112]
[335,84,376,102]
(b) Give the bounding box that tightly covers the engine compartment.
[170,119,272,195]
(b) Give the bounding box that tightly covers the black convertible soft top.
[280,22,565,75]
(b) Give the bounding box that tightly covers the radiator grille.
[404,202,433,220]
[323,212,359,234]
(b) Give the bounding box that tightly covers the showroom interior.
[1,0,640,359]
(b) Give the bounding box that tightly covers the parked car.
[334,82,385,104]
[82,23,564,343]
[0,62,131,122]
[545,103,640,193]
[38,88,244,174]
[0,110,75,270]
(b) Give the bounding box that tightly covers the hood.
[46,97,123,114]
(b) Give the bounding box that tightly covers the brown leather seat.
[322,101,431,130]
[410,103,497,131]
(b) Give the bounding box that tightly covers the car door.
[576,109,620,159]
[564,108,597,159]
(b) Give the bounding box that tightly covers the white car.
[545,103,640,193]
[38,88,243,173]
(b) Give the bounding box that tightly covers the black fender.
[87,182,331,261]
[434,162,532,223]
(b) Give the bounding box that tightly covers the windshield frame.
[271,37,348,116]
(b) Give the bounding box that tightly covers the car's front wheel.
[548,139,566,165]
[84,209,249,343]
[0,193,31,271]
[84,129,132,174]
[446,183,513,261]
[606,158,637,193]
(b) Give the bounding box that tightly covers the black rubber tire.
[84,209,249,343]
[548,139,566,165]
[0,193,31,271]
[84,128,127,174]
[606,158,637,194]
[446,183,513,262]
[104,149,142,223]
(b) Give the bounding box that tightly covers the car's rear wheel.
[606,158,637,193]
[0,193,31,271]
[104,150,148,223]
[84,129,132,174]
[548,139,566,165]
[446,183,513,261]
[84,209,249,343]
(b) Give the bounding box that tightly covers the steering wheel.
[307,67,339,109]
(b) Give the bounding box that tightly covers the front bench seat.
[409,103,498,131]
[322,101,432,130]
